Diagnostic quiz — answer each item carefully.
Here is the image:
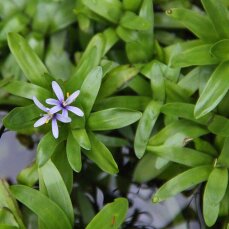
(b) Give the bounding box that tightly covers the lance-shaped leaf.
[0,180,25,229]
[218,137,229,167]
[3,104,40,131]
[98,65,139,99]
[171,44,218,67]
[67,34,105,91]
[166,8,219,42]
[85,131,118,174]
[204,167,228,206]
[203,167,228,226]
[88,108,141,131]
[72,128,91,150]
[96,134,128,148]
[194,61,229,118]
[10,185,72,229]
[133,154,170,183]
[78,66,102,118]
[7,33,49,88]
[86,198,128,229]
[82,0,122,23]
[120,11,151,31]
[37,132,65,167]
[94,96,151,112]
[134,100,162,159]
[152,165,212,202]
[39,160,74,225]
[147,145,213,167]
[201,0,229,39]
[208,115,229,137]
[67,131,82,172]
[148,120,208,146]
[211,39,229,61]
[4,80,51,101]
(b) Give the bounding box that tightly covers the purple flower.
[33,96,71,139]
[46,81,84,118]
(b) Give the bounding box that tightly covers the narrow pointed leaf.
[134,100,161,158]
[86,198,128,229]
[211,39,229,61]
[218,137,229,167]
[39,160,74,225]
[88,108,141,131]
[78,66,102,118]
[166,8,219,42]
[195,61,229,118]
[152,165,212,202]
[201,0,229,38]
[7,33,49,88]
[72,128,91,150]
[85,131,118,174]
[10,185,72,229]
[147,145,213,167]
[67,132,82,172]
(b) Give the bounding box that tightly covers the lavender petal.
[46,98,60,106]
[34,115,49,127]
[67,106,84,117]
[56,113,71,123]
[62,109,68,117]
[52,81,64,101]
[33,96,48,112]
[66,90,80,105]
[52,118,59,139]
[49,105,62,114]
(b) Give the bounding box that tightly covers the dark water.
[0,112,35,183]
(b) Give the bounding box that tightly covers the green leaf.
[10,185,72,229]
[98,65,139,99]
[148,120,208,146]
[203,201,219,227]
[88,108,141,131]
[85,131,118,174]
[133,154,170,183]
[123,0,141,11]
[166,8,219,42]
[218,137,229,167]
[94,96,151,112]
[208,115,229,137]
[72,128,91,150]
[37,132,65,167]
[201,0,229,39]
[120,11,151,30]
[152,165,212,202]
[134,100,162,159]
[171,44,218,67]
[161,102,212,125]
[4,80,51,101]
[82,0,122,23]
[147,145,213,167]
[39,160,74,225]
[96,134,128,147]
[52,143,73,193]
[86,198,128,229]
[7,33,49,88]
[17,162,38,187]
[78,66,103,118]
[3,104,40,131]
[194,61,229,118]
[67,131,82,172]
[0,180,25,229]
[211,39,229,61]
[141,61,165,102]
[204,167,228,206]
[67,34,105,91]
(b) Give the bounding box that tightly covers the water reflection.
[0,112,35,183]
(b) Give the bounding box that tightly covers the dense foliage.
[0,0,229,228]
